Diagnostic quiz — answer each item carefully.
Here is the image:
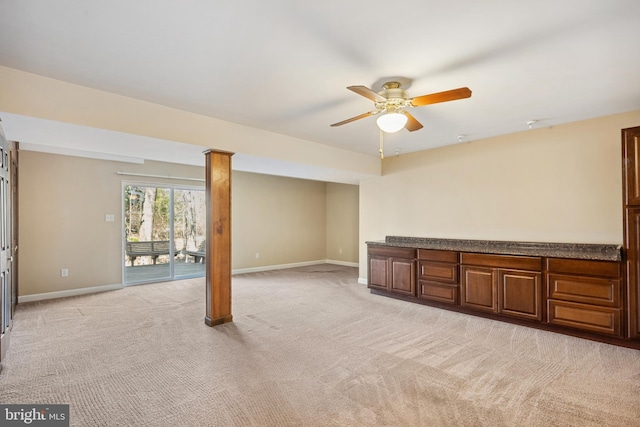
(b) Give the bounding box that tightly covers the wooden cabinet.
[623,126,640,206]
[368,245,416,296]
[546,258,623,336]
[461,253,542,320]
[624,207,640,338]
[622,126,640,339]
[417,249,459,304]
[366,240,634,348]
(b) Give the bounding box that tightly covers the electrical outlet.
[105,214,115,222]
[61,268,69,277]
[255,252,260,259]
[339,248,343,254]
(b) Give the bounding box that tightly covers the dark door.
[622,126,640,338]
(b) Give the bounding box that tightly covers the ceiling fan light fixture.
[376,112,407,133]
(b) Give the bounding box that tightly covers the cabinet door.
[499,269,542,321]
[368,256,388,290]
[623,127,640,339]
[623,127,640,206]
[624,207,640,338]
[389,258,416,296]
[461,266,497,313]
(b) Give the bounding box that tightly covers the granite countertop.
[366,236,622,262]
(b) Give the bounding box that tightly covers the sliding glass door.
[173,188,206,279]
[124,184,205,285]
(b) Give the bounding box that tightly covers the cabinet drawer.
[418,261,458,283]
[547,274,621,307]
[547,300,622,336]
[417,249,458,263]
[545,258,620,278]
[461,253,541,271]
[419,281,458,304]
[368,245,416,259]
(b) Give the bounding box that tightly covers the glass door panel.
[174,189,206,278]
[124,185,172,284]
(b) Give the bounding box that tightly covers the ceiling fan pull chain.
[379,129,384,160]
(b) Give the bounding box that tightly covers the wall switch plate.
[61,268,69,277]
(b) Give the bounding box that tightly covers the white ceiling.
[1,0,640,166]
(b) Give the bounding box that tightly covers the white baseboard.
[18,283,124,303]
[232,259,359,275]
[18,260,361,303]
[325,259,359,268]
[358,278,368,285]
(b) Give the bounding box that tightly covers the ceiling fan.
[330,82,472,133]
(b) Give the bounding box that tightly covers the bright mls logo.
[0,405,69,426]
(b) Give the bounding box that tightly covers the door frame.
[10,140,18,317]
[121,181,205,286]
[0,124,15,365]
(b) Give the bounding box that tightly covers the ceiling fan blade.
[402,111,424,132]
[347,85,387,102]
[330,111,377,127]
[410,87,472,107]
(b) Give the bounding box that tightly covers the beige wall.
[19,152,205,295]
[19,151,359,297]
[326,183,359,263]
[232,171,328,268]
[359,110,640,279]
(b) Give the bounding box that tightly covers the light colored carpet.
[1,264,640,426]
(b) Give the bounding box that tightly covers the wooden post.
[204,149,233,326]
